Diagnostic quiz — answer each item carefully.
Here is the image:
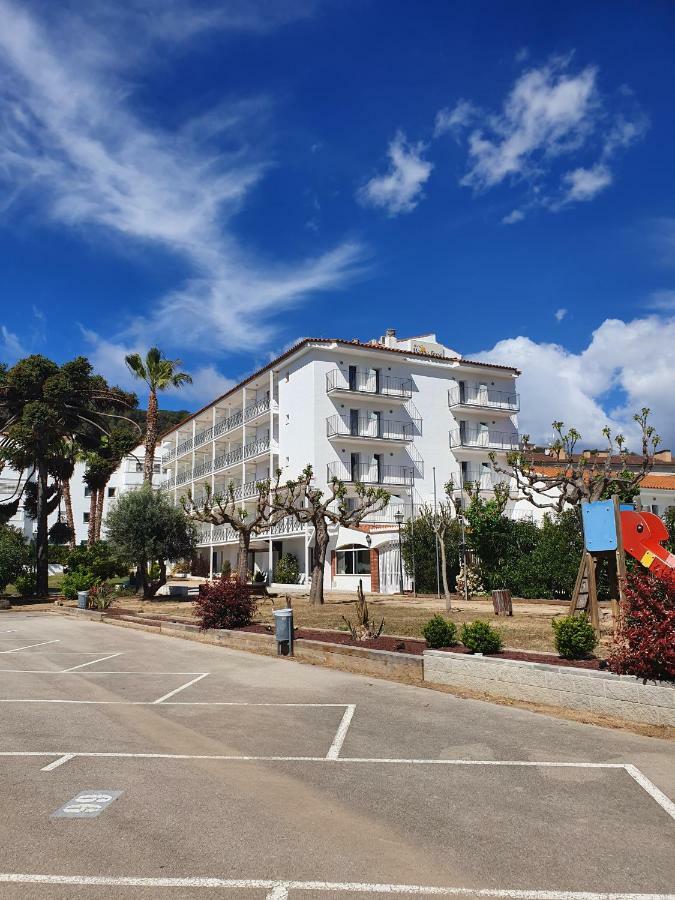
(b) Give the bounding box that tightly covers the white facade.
[160,330,520,593]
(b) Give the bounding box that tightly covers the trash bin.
[77,591,89,610]
[273,608,294,656]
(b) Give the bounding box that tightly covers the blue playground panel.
[581,500,618,552]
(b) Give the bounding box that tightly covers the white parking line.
[153,672,210,703]
[624,764,675,820]
[0,873,670,898]
[61,653,124,672]
[0,640,59,654]
[0,699,350,706]
[326,704,356,759]
[40,754,76,772]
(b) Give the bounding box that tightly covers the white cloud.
[433,100,477,138]
[0,324,25,362]
[471,314,675,448]
[554,307,567,322]
[358,131,433,216]
[462,60,600,191]
[440,56,646,219]
[502,209,524,225]
[558,163,612,205]
[80,328,235,407]
[648,289,675,311]
[0,1,362,356]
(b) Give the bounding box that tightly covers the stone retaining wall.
[424,650,675,726]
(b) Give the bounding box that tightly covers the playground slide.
[619,510,675,584]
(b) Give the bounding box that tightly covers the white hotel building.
[160,329,521,594]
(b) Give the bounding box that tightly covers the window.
[136,462,143,473]
[107,487,116,498]
[84,486,91,497]
[153,462,160,473]
[83,512,89,524]
[336,544,370,575]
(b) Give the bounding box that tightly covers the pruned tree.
[181,474,286,581]
[490,409,660,513]
[272,465,390,606]
[432,480,460,610]
[83,423,139,544]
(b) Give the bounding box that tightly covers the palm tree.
[125,348,192,484]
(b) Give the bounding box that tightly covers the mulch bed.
[98,608,605,669]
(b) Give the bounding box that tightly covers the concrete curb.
[424,650,675,726]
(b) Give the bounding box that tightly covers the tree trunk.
[35,460,49,598]
[236,530,250,581]
[95,486,105,542]
[87,489,98,547]
[438,531,451,611]
[143,389,158,485]
[62,479,76,550]
[309,518,329,606]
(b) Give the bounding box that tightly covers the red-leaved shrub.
[607,568,675,681]
[193,576,257,631]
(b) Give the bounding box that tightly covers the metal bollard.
[76,590,89,610]
[273,607,294,656]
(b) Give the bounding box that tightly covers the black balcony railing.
[449,427,519,451]
[327,414,414,441]
[326,461,414,485]
[326,368,413,399]
[448,386,520,411]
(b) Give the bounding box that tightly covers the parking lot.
[0,612,673,900]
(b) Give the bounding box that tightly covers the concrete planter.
[424,650,675,726]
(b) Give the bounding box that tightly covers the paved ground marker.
[61,653,124,672]
[326,704,356,759]
[0,640,59,654]
[153,672,210,703]
[51,791,122,818]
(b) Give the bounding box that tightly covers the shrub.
[221,559,232,578]
[608,569,675,681]
[88,582,116,610]
[14,571,36,597]
[552,614,598,659]
[421,615,458,649]
[460,620,502,654]
[65,542,127,580]
[61,570,99,601]
[194,576,257,631]
[0,525,30,592]
[275,552,300,584]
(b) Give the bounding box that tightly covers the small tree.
[608,568,674,680]
[0,525,29,593]
[491,409,660,512]
[432,481,461,610]
[273,465,389,606]
[105,486,198,597]
[182,477,285,581]
[275,552,300,584]
[400,504,461,595]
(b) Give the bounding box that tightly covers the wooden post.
[586,552,600,635]
[491,589,512,616]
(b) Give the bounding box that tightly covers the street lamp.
[394,510,405,595]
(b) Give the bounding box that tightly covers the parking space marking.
[153,672,210,703]
[4,752,672,821]
[0,873,671,898]
[41,754,76,772]
[61,653,124,672]
[0,640,59,653]
[326,704,356,759]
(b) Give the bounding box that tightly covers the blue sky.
[1,0,674,448]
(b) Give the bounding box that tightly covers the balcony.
[244,396,271,422]
[450,427,520,452]
[327,461,414,486]
[448,386,519,413]
[213,409,244,439]
[327,414,414,444]
[326,369,412,401]
[199,515,305,546]
[456,466,511,492]
[170,438,271,488]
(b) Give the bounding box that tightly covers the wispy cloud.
[357,131,433,217]
[0,0,362,361]
[502,209,524,225]
[554,307,568,322]
[0,324,25,362]
[438,55,646,220]
[647,289,675,311]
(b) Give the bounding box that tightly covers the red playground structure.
[620,509,675,586]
